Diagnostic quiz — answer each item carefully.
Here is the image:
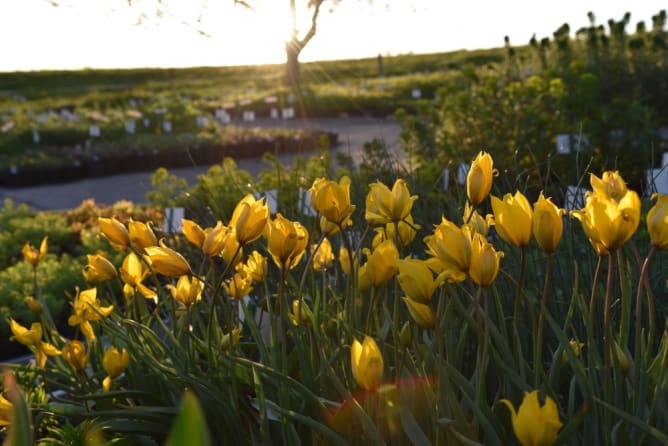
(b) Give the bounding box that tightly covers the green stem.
[365,287,377,334]
[535,253,552,386]
[634,246,655,362]
[589,255,604,327]
[512,245,526,364]
[603,252,615,362]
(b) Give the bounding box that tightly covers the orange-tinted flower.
[310,176,356,226]
[490,191,533,247]
[67,287,114,341]
[469,233,503,287]
[532,193,565,253]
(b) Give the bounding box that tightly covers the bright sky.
[0,0,666,72]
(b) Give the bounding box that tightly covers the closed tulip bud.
[223,271,253,300]
[339,247,355,276]
[144,240,191,277]
[221,328,241,351]
[167,275,203,307]
[182,219,206,248]
[22,236,48,267]
[266,214,309,271]
[402,297,435,328]
[647,194,668,250]
[24,296,43,314]
[612,340,630,376]
[357,263,371,292]
[365,240,399,288]
[230,194,269,245]
[320,215,343,236]
[98,217,130,250]
[466,151,495,206]
[102,346,129,392]
[590,171,627,202]
[289,299,312,326]
[490,191,533,247]
[310,176,356,226]
[312,237,335,271]
[202,221,228,257]
[469,233,503,287]
[533,193,565,253]
[351,336,384,390]
[62,340,89,372]
[464,202,488,236]
[424,217,472,283]
[396,258,440,304]
[500,390,563,446]
[365,179,417,226]
[83,253,117,284]
[128,219,157,252]
[561,339,585,364]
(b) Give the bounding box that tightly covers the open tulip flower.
[237,250,267,283]
[120,252,157,299]
[22,236,48,268]
[9,320,61,369]
[62,340,90,372]
[490,191,533,247]
[424,217,472,283]
[466,151,495,206]
[83,253,117,284]
[310,176,356,226]
[229,194,269,245]
[167,275,204,307]
[223,271,253,300]
[590,171,628,202]
[365,179,417,225]
[501,390,563,446]
[312,237,335,271]
[266,213,309,271]
[647,193,668,250]
[67,287,114,341]
[351,336,384,391]
[396,258,442,304]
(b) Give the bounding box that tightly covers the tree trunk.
[285,41,301,90]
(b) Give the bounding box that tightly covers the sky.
[0,0,666,72]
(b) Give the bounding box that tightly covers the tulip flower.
[532,193,565,253]
[310,176,356,226]
[144,240,191,277]
[229,194,269,245]
[0,394,12,426]
[357,263,371,293]
[339,247,355,276]
[266,214,309,271]
[120,252,157,299]
[83,253,117,284]
[464,202,488,236]
[223,271,253,300]
[424,217,472,283]
[237,250,267,283]
[98,217,130,250]
[22,236,48,267]
[396,258,441,304]
[466,151,495,206]
[62,340,89,372]
[182,218,206,249]
[402,297,435,328]
[561,339,585,364]
[24,296,43,314]
[571,190,641,252]
[372,215,420,250]
[67,287,114,341]
[500,390,563,446]
[490,191,533,247]
[469,233,503,287]
[364,239,399,288]
[221,328,242,351]
[167,275,204,307]
[102,346,129,392]
[288,299,312,326]
[220,229,244,267]
[365,179,417,225]
[9,320,61,369]
[312,237,335,271]
[647,194,668,250]
[351,336,384,390]
[590,171,627,202]
[128,219,157,252]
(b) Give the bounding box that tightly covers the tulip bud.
[351,336,384,390]
[647,194,668,250]
[466,151,495,206]
[24,296,43,314]
[399,321,412,348]
[102,346,129,392]
[22,237,48,268]
[98,217,130,250]
[144,240,191,277]
[62,340,89,372]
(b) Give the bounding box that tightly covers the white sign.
[125,119,136,134]
[647,167,668,195]
[163,207,185,234]
[163,120,172,133]
[411,88,422,99]
[32,128,40,144]
[254,189,278,215]
[270,108,279,119]
[282,107,295,119]
[1,121,15,133]
[216,109,231,124]
[442,167,450,191]
[143,118,151,128]
[565,185,586,211]
[196,116,209,127]
[556,133,589,155]
[243,111,256,122]
[457,162,470,185]
[298,188,317,216]
[89,125,100,138]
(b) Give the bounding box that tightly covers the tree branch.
[297,0,325,51]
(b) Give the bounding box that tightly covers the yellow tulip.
[144,240,191,277]
[83,253,117,284]
[357,263,371,293]
[223,271,253,300]
[9,319,43,346]
[571,190,641,252]
[396,258,440,304]
[98,217,130,250]
[120,252,157,299]
[351,336,384,390]
[402,297,435,328]
[200,221,229,257]
[22,236,48,267]
[424,217,472,283]
[220,228,243,267]
[464,202,489,236]
[365,179,417,225]
[237,250,267,283]
[319,215,344,236]
[62,340,89,372]
[372,214,420,250]
[0,393,12,426]
[561,339,585,364]
[466,151,495,206]
[532,193,565,253]
[339,247,356,276]
[128,219,157,252]
[647,193,668,250]
[182,218,206,249]
[167,275,204,307]
[590,171,628,202]
[288,299,312,326]
[469,233,503,287]
[364,239,398,288]
[312,238,335,271]
[266,214,309,270]
[221,328,242,351]
[310,176,356,226]
[24,296,43,314]
[490,191,533,247]
[67,287,114,341]
[229,194,269,245]
[102,346,129,392]
[500,390,563,446]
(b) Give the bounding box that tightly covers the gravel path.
[0,117,402,211]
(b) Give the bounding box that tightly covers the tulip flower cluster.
[3,151,667,445]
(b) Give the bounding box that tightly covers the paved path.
[0,117,402,211]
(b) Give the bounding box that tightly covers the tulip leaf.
[400,408,431,446]
[4,372,33,446]
[593,397,668,444]
[165,390,211,446]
